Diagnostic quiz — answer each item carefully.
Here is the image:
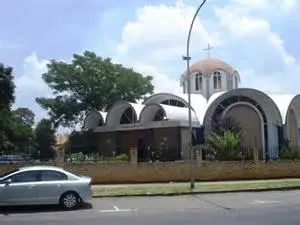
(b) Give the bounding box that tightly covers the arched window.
[161,99,185,107]
[195,72,202,91]
[235,75,238,88]
[213,71,222,89]
[120,107,136,124]
[153,108,165,121]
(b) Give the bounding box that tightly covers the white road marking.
[99,206,137,213]
[252,199,280,204]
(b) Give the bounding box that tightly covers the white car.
[0,166,93,210]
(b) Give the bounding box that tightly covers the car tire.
[60,192,80,210]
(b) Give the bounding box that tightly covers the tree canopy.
[36,51,154,127]
[0,63,35,154]
[0,63,15,107]
[34,119,56,160]
[13,107,35,127]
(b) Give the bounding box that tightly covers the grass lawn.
[92,179,300,197]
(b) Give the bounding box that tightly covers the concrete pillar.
[193,145,202,163]
[196,146,203,163]
[129,147,138,165]
[253,148,259,162]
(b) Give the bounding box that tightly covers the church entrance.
[137,138,147,162]
[224,103,264,160]
[210,95,268,161]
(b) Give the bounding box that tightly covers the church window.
[195,73,202,91]
[120,107,137,124]
[161,99,185,107]
[213,71,222,89]
[153,108,165,121]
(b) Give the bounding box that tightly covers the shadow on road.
[0,203,93,215]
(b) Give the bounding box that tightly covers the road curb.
[92,186,300,198]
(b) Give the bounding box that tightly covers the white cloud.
[117,2,221,58]
[11,0,300,130]
[14,52,52,123]
[114,0,300,96]
[133,64,182,94]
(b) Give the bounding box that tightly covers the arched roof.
[143,92,207,124]
[179,93,208,124]
[285,95,300,126]
[143,93,189,107]
[83,110,107,130]
[105,101,144,126]
[183,58,236,76]
[267,94,300,124]
[203,88,283,130]
[140,103,199,124]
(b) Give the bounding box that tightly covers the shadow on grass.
[0,203,93,216]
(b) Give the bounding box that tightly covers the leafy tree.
[0,109,14,153]
[36,51,154,127]
[13,107,35,127]
[0,63,15,108]
[0,63,15,152]
[34,119,56,161]
[0,64,35,155]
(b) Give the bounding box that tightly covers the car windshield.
[0,169,19,179]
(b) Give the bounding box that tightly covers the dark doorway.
[137,138,146,162]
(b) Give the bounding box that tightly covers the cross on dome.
[203,43,214,58]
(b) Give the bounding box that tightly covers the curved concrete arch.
[143,93,189,107]
[203,88,283,159]
[105,101,144,126]
[179,93,208,124]
[285,95,300,125]
[210,68,230,76]
[285,95,300,146]
[233,71,241,82]
[83,110,107,130]
[267,94,297,123]
[203,88,282,128]
[142,93,208,124]
[140,103,199,124]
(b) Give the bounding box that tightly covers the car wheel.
[60,192,80,210]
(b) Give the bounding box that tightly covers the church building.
[80,57,300,162]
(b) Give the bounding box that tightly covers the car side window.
[9,171,40,183]
[40,170,68,181]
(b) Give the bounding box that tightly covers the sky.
[1,0,300,132]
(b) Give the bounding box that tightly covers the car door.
[0,170,40,206]
[34,170,68,205]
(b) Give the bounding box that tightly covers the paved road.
[1,190,300,224]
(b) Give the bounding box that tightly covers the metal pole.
[183,0,207,190]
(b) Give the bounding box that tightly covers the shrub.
[113,153,129,162]
[72,152,85,161]
[207,131,241,161]
[279,139,300,160]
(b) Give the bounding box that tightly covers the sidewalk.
[92,178,300,198]
[93,178,300,188]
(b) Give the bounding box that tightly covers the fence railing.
[2,143,300,165]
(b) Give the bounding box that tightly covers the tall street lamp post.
[182,0,207,190]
